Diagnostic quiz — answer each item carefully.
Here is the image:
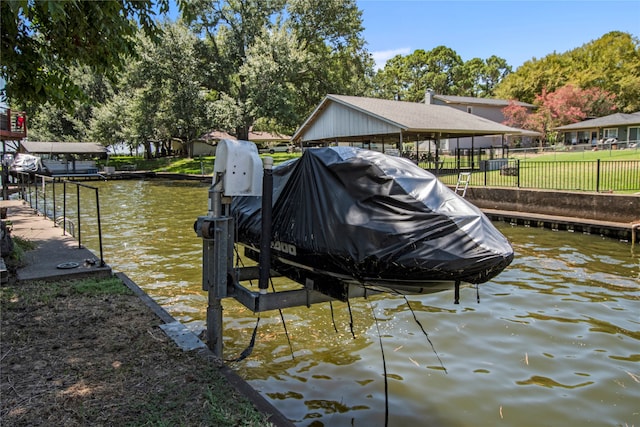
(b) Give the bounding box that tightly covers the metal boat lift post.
[195,140,370,357]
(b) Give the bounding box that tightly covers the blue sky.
[165,0,638,70]
[357,0,640,70]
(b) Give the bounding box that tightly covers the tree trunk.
[143,141,153,159]
[236,125,249,141]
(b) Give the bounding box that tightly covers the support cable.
[329,301,339,333]
[403,296,447,374]
[346,298,356,339]
[270,278,295,360]
[369,300,389,427]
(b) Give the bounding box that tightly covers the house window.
[603,128,618,139]
[628,127,639,143]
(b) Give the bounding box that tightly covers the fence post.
[63,181,67,235]
[42,179,47,219]
[596,159,600,193]
[95,187,105,266]
[517,159,521,188]
[34,177,39,212]
[484,164,487,186]
[52,181,57,226]
[76,184,81,249]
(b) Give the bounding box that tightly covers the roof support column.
[435,133,441,176]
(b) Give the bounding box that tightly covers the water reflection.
[64,180,638,427]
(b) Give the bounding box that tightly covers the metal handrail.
[15,172,105,266]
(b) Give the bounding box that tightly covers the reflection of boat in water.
[232,147,514,295]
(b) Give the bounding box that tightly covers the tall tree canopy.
[89,22,210,158]
[495,31,640,113]
[183,0,372,139]
[1,0,169,108]
[371,48,511,101]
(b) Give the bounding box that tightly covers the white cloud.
[371,47,411,70]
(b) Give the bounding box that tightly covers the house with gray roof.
[423,89,538,151]
[555,112,640,147]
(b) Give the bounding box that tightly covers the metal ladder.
[455,172,471,198]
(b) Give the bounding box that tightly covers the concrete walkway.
[1,199,112,281]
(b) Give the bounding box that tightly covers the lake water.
[53,179,639,427]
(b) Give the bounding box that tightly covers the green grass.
[4,235,36,268]
[0,277,133,308]
[101,152,302,175]
[508,147,639,162]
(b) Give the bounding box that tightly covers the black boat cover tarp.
[233,147,513,288]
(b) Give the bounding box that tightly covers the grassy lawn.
[507,147,639,162]
[99,152,301,175]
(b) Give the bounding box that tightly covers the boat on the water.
[232,146,513,295]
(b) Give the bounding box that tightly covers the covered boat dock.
[17,141,108,179]
[292,94,524,168]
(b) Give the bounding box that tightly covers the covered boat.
[232,147,513,295]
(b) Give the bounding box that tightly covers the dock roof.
[293,94,523,144]
[20,141,108,155]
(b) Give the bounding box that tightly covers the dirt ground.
[0,278,272,427]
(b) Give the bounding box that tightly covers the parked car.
[259,143,296,154]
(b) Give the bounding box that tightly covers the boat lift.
[194,140,370,357]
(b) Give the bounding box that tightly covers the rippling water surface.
[69,180,639,426]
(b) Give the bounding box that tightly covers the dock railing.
[15,172,105,266]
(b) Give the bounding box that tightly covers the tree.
[27,67,114,142]
[1,0,169,108]
[495,32,640,113]
[482,55,512,97]
[502,100,531,130]
[97,22,211,159]
[184,0,372,139]
[502,84,618,144]
[372,48,511,101]
[457,57,485,97]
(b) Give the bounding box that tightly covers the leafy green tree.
[27,67,114,142]
[482,55,512,97]
[371,54,409,100]
[495,32,640,113]
[184,0,372,139]
[457,57,486,97]
[372,48,510,100]
[95,22,210,158]
[89,91,132,153]
[286,0,374,113]
[569,31,640,113]
[1,0,170,108]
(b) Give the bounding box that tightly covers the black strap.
[226,317,260,363]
